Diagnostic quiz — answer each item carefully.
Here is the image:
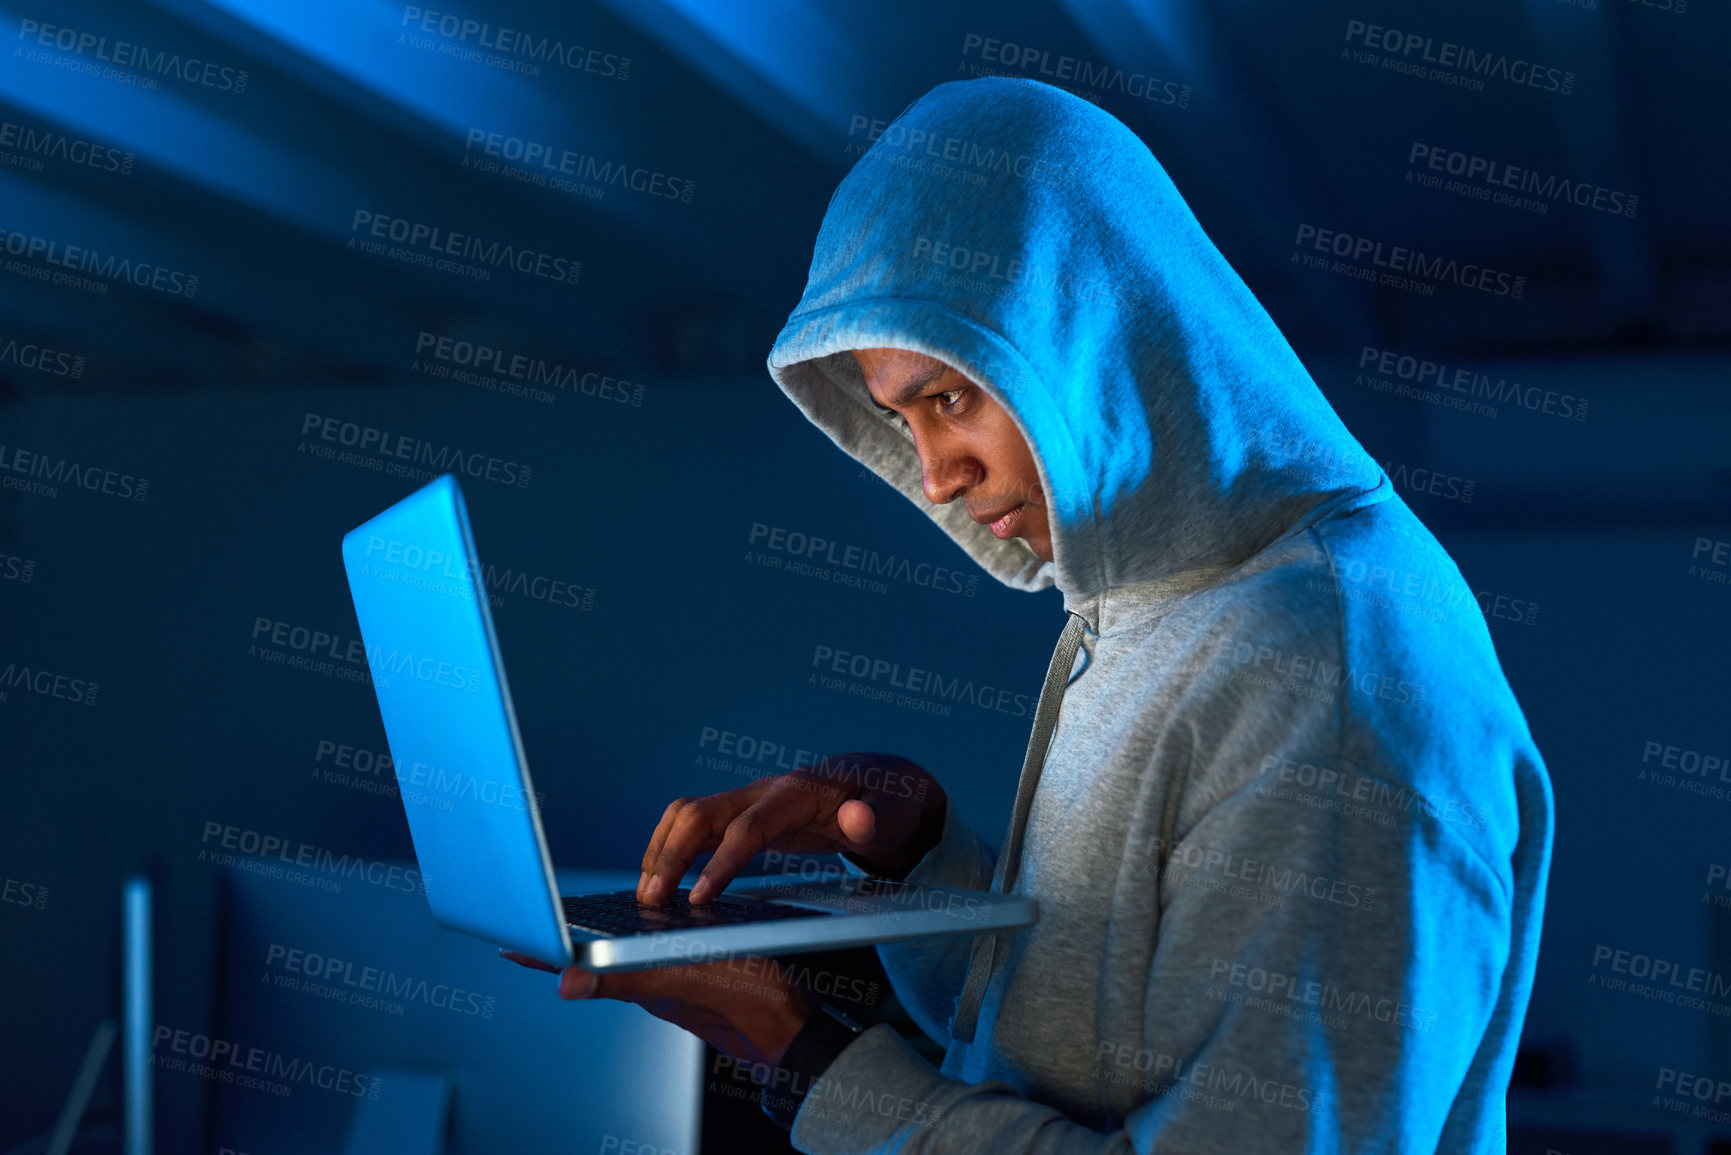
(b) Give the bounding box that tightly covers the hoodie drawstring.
[949,609,1087,1045]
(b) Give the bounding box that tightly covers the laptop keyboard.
[561,889,827,937]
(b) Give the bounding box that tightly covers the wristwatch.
[759,1001,867,1131]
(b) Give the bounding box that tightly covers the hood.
[767,76,1386,604]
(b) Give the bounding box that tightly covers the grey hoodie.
[765,76,1552,1154]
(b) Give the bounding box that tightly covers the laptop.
[340,474,1038,972]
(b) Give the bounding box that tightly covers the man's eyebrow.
[868,364,951,413]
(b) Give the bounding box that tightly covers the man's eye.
[939,389,964,409]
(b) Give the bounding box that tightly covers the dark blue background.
[1,0,1727,1151]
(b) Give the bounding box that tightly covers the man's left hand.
[499,949,818,1071]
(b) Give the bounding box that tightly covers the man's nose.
[920,449,981,504]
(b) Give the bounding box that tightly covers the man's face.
[852,347,1053,563]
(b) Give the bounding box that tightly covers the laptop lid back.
[340,474,572,964]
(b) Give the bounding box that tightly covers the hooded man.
[506,76,1553,1153]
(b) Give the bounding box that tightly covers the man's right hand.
[636,752,947,905]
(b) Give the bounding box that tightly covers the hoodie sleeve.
[838,794,998,1047]
[790,755,1517,1153]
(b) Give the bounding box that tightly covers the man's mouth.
[971,504,1024,539]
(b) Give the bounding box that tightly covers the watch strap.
[760,1003,865,1131]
